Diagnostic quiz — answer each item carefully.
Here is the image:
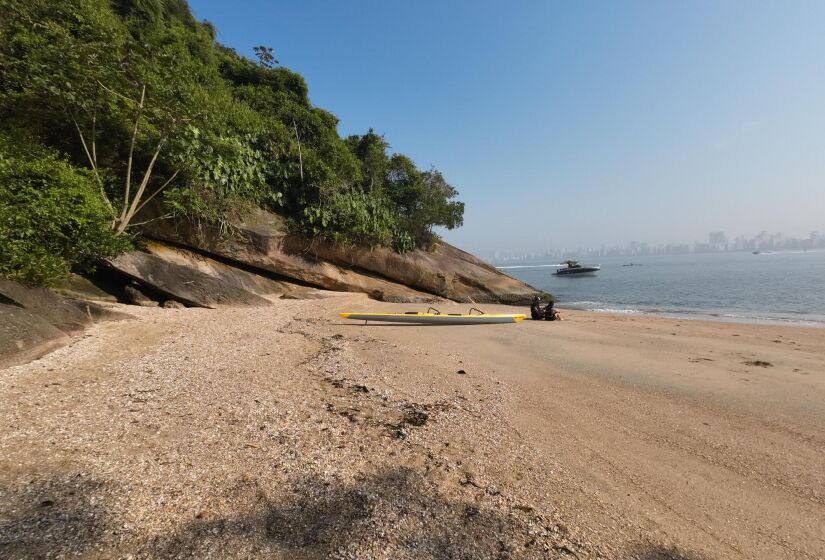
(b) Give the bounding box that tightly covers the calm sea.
[498,251,825,327]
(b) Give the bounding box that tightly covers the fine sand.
[1,294,823,559]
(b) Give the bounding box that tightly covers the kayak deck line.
[339,310,525,325]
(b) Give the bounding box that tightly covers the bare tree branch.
[92,82,183,235]
[133,168,179,217]
[96,80,137,105]
[127,213,174,228]
[117,135,166,233]
[71,117,99,181]
[120,84,146,228]
[71,115,114,213]
[292,118,304,185]
[91,106,97,169]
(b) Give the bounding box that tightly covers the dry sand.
[1,295,823,559]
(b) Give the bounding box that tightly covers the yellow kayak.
[339,311,525,325]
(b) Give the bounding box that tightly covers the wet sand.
[1,295,823,558]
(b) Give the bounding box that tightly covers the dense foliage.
[0,0,463,283]
[0,133,130,284]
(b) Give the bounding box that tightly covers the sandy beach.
[1,295,824,559]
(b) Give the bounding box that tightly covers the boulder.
[124,283,160,307]
[143,241,304,297]
[305,239,539,304]
[0,304,70,368]
[51,273,120,303]
[280,289,359,300]
[147,241,351,300]
[105,251,271,308]
[0,279,125,334]
[142,208,529,303]
[0,280,129,368]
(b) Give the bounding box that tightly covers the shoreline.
[497,250,825,329]
[559,304,825,329]
[2,295,824,559]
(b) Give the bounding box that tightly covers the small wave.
[589,307,641,314]
[496,264,563,269]
[561,301,641,314]
[645,309,823,327]
[562,300,604,306]
[714,312,825,326]
[557,302,825,327]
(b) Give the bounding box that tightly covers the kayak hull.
[339,312,525,325]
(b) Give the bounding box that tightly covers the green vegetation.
[0,0,464,284]
[0,133,130,284]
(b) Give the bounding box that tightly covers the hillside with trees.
[0,0,464,285]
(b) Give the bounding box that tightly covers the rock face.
[0,280,123,333]
[105,251,271,309]
[0,304,70,368]
[0,280,128,368]
[51,273,120,303]
[307,239,538,304]
[143,208,538,304]
[144,241,301,297]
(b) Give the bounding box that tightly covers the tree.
[99,83,184,234]
[419,168,464,232]
[253,45,278,68]
[346,129,390,193]
[0,0,466,285]
[384,154,422,216]
[383,157,464,246]
[0,0,191,233]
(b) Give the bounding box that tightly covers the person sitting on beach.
[544,301,562,321]
[530,296,545,320]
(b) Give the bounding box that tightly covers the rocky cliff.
[142,208,539,305]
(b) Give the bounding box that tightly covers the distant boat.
[553,260,600,276]
[752,251,774,255]
[622,262,643,267]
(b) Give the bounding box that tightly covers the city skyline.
[484,228,825,263]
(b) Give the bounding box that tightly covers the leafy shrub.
[0,141,130,285]
[392,229,417,253]
[299,188,398,248]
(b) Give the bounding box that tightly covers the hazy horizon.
[478,226,825,260]
[189,0,825,256]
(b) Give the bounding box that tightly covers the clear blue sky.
[189,0,825,255]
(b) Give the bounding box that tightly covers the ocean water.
[498,251,825,327]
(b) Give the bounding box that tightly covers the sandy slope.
[1,295,823,559]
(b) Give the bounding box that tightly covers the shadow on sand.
[1,469,709,559]
[152,467,547,558]
[631,546,709,560]
[0,476,111,559]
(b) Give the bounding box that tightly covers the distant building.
[708,231,727,251]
